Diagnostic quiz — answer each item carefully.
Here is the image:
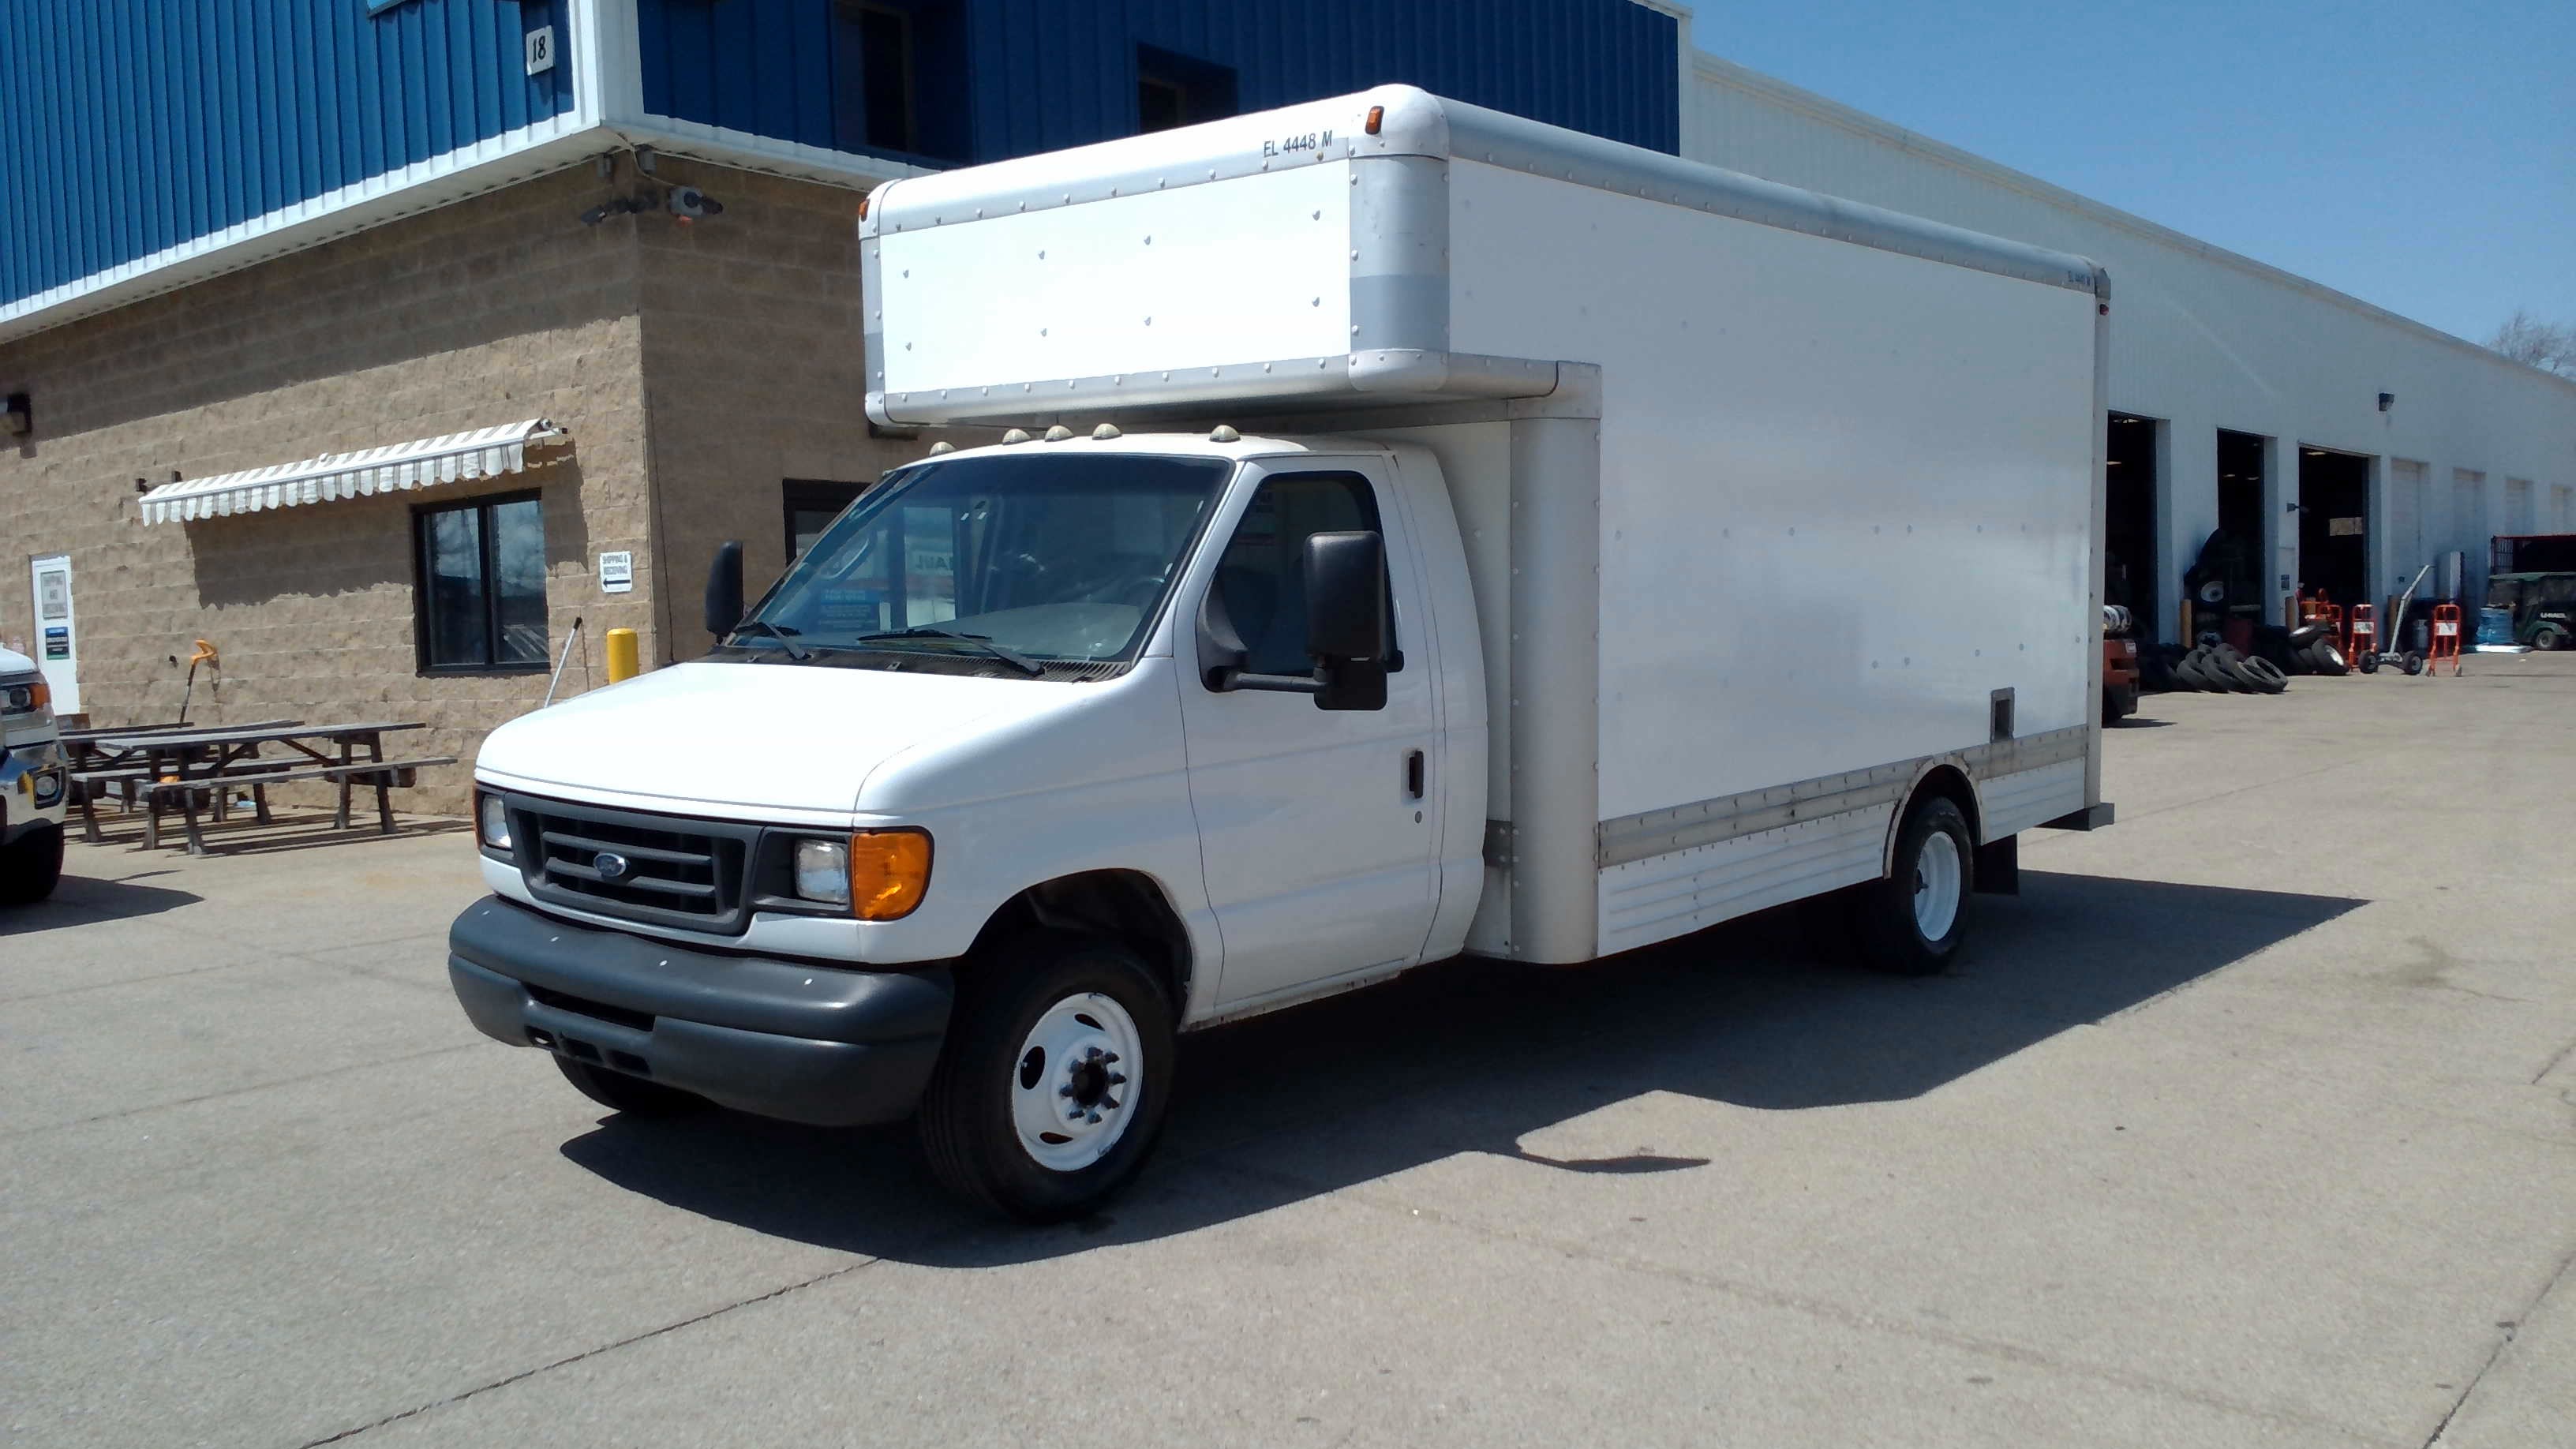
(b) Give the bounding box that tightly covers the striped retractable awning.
[137,418,565,525]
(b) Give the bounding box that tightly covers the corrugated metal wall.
[633,0,1679,164]
[0,0,571,309]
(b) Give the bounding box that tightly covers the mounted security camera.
[668,186,725,223]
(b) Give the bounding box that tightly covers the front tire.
[919,933,1176,1222]
[0,824,65,905]
[1854,797,1975,976]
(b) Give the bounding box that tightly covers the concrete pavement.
[3,656,2571,1447]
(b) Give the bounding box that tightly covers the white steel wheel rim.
[1912,831,1963,942]
[1009,992,1144,1173]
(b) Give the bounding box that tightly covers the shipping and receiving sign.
[598,552,634,593]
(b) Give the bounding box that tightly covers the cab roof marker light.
[927,441,956,455]
[1210,425,1241,443]
[1044,425,1074,441]
[1002,429,1032,444]
[1091,424,1121,440]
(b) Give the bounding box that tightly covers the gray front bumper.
[447,896,953,1126]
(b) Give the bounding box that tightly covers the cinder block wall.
[0,167,656,816]
[631,156,928,662]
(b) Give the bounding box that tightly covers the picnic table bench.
[80,721,453,854]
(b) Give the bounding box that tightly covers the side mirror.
[1196,530,1390,710]
[1304,531,1387,664]
[703,540,744,638]
[1305,530,1389,712]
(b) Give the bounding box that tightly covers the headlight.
[795,830,933,919]
[2,680,46,714]
[794,839,851,905]
[477,792,512,851]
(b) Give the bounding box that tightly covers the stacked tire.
[2289,623,2349,676]
[2164,642,2287,694]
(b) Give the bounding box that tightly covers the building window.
[415,492,549,672]
[1136,46,1236,134]
[784,479,869,564]
[834,2,917,155]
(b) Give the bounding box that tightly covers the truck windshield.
[733,452,1233,671]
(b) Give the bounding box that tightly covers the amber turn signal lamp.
[1365,105,1385,135]
[848,829,933,920]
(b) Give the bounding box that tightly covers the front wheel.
[1852,797,1975,976]
[0,824,65,905]
[919,933,1176,1222]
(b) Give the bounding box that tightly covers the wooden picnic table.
[84,721,450,855]
[62,718,298,770]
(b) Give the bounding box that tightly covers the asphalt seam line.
[296,1258,887,1447]
[2419,1242,2576,1448]
[0,1043,480,1143]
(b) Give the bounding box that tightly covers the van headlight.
[794,839,851,905]
[796,830,933,919]
[477,792,512,851]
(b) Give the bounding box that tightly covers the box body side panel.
[1446,160,2098,823]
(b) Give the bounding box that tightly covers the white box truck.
[449,87,2113,1219]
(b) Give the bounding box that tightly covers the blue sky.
[1687,0,2576,345]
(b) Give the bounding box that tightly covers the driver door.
[1177,460,1443,1008]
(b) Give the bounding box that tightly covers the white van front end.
[447,429,1476,1219]
[1,645,70,904]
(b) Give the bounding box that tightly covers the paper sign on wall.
[598,552,634,593]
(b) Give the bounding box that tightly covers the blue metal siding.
[633,0,1679,165]
[0,0,572,309]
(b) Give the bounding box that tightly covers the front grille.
[512,796,757,934]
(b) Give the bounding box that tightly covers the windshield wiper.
[727,620,811,661]
[852,625,1045,676]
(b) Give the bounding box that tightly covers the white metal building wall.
[1682,54,2576,638]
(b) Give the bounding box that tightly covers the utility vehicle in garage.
[448,88,2114,1219]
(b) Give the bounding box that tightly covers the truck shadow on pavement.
[0,871,200,935]
[558,869,2361,1264]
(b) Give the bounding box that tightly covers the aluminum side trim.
[1593,725,2090,868]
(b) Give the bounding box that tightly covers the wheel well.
[1893,763,1984,862]
[971,871,1193,1011]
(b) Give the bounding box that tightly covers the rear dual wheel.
[1806,796,1975,977]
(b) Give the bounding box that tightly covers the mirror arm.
[1217,668,1326,695]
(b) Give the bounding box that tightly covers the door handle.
[1405,749,1425,799]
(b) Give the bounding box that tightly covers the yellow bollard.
[605,627,640,683]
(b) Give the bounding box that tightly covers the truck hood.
[474,659,1092,820]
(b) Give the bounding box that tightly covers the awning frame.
[138,418,566,525]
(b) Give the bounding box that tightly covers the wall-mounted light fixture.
[2,391,29,436]
[2378,392,2395,413]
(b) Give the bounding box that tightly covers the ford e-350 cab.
[454,434,1471,1219]
[451,85,2110,1220]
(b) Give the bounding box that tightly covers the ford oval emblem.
[593,851,632,882]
